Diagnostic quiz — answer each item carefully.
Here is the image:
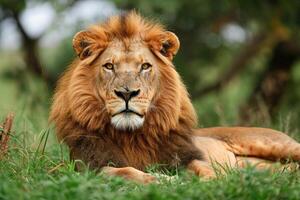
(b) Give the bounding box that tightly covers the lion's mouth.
[111,109,145,130]
[112,109,144,118]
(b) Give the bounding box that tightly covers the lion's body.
[50,12,300,183]
[193,127,300,168]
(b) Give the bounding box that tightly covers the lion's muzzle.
[110,88,145,130]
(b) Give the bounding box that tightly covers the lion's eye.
[141,63,152,71]
[103,63,114,70]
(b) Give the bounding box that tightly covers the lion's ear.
[160,31,180,60]
[73,29,106,60]
[148,31,180,61]
[73,31,93,59]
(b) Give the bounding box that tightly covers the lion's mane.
[49,12,200,170]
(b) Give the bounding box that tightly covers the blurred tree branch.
[192,32,268,99]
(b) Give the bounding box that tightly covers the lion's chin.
[111,113,144,131]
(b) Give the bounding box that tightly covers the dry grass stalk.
[0,113,14,159]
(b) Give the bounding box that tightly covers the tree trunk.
[239,39,300,124]
[11,12,49,82]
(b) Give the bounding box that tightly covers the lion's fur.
[49,12,300,177]
[49,12,201,170]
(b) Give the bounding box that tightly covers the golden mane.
[49,12,198,170]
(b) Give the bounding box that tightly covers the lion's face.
[96,40,159,130]
[50,12,197,134]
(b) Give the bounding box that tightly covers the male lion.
[50,12,300,183]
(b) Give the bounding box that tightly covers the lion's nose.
[114,89,140,102]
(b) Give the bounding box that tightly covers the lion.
[49,12,300,184]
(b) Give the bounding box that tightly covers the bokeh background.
[1,0,300,133]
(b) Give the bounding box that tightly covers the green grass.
[1,140,300,200]
[0,110,300,200]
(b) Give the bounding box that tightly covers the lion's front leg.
[102,166,157,184]
[187,160,216,179]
